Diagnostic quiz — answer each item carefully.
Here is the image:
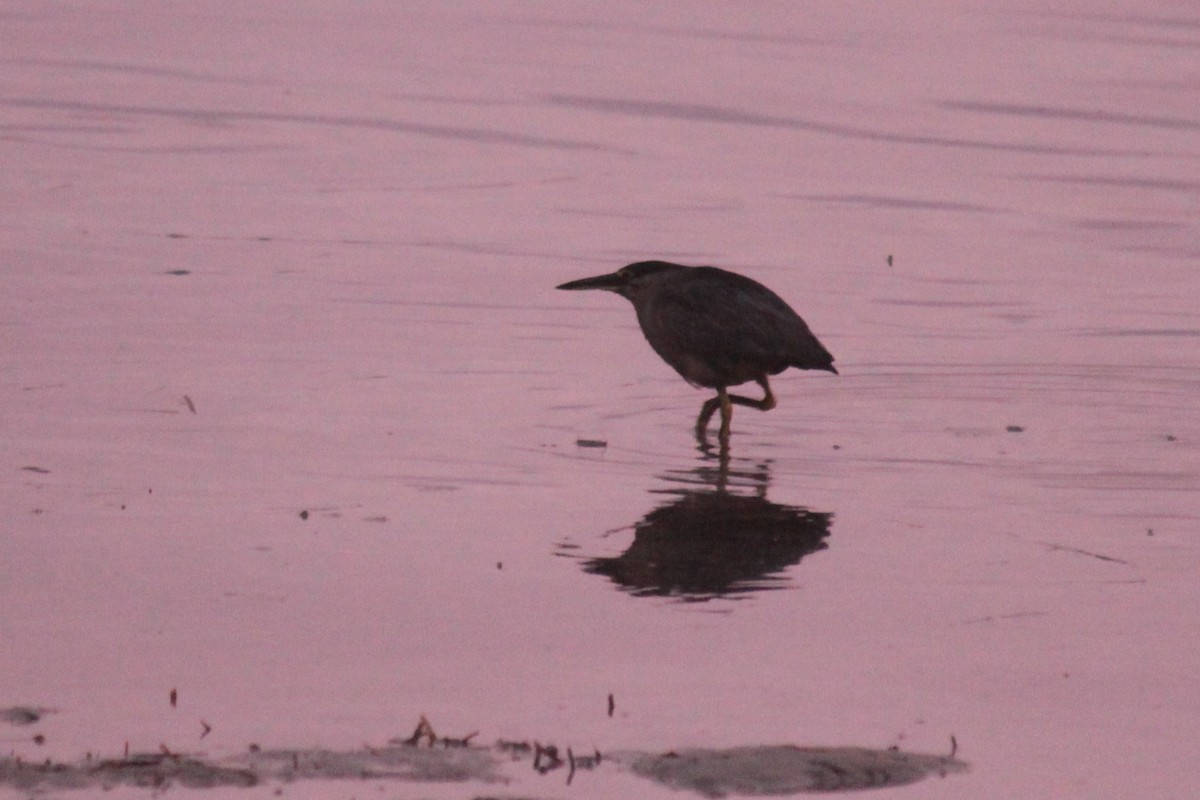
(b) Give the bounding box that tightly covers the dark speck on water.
[1005,425,1024,433]
[0,707,45,726]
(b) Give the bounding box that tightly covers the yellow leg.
[696,391,722,436]
[696,378,776,441]
[728,376,776,412]
[718,390,733,442]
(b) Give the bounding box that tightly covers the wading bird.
[557,261,837,442]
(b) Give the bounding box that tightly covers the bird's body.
[557,260,836,442]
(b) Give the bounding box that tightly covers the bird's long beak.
[556,271,624,291]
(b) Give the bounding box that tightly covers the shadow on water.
[558,449,832,601]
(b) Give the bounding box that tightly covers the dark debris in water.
[0,742,966,797]
[0,715,967,796]
[0,707,50,726]
[0,752,258,793]
[0,744,498,795]
[631,745,967,797]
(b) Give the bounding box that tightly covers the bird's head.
[556,261,687,301]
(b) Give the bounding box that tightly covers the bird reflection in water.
[558,454,831,601]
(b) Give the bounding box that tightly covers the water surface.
[2,2,1198,798]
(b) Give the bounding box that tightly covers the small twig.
[1043,541,1129,564]
[533,742,563,773]
[1012,532,1130,565]
[439,731,478,748]
[401,715,437,747]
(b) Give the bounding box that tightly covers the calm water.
[2,2,1198,798]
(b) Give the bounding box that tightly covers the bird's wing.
[638,270,821,386]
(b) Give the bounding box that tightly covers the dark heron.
[557,260,837,441]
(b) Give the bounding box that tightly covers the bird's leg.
[696,387,734,440]
[727,376,777,412]
[718,390,733,442]
[698,379,775,442]
[695,391,724,437]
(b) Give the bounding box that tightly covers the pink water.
[3,2,1198,798]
